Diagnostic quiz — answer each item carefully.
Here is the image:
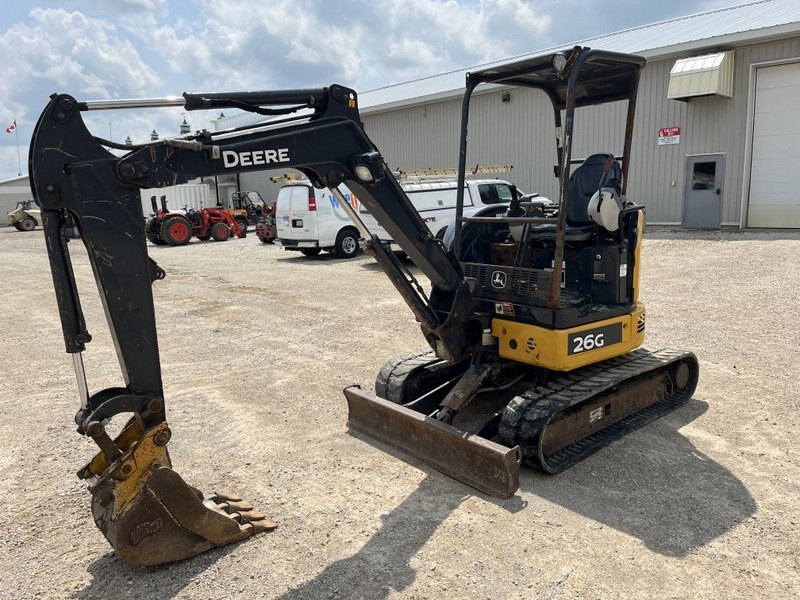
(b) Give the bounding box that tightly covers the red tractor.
[145,196,246,246]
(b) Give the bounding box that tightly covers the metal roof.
[358,0,800,113]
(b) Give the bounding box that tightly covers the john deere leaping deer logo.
[491,271,507,289]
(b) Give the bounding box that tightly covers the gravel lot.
[0,225,798,599]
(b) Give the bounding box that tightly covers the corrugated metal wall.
[239,168,292,204]
[363,36,800,226]
[361,89,563,202]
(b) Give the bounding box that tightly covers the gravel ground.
[0,225,798,600]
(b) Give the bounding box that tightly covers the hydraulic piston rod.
[81,97,187,110]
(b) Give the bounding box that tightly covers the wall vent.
[668,51,734,101]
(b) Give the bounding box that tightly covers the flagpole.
[15,120,21,175]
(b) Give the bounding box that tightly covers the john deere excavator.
[29,46,697,566]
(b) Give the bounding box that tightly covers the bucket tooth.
[214,499,255,512]
[344,386,521,499]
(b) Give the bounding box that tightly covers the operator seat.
[528,153,622,242]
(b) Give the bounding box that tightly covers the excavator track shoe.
[344,386,521,499]
[84,422,276,566]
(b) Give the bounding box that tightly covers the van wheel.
[334,229,360,259]
[300,248,321,256]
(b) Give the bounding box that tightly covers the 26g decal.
[567,323,623,355]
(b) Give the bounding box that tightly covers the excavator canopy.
[467,47,646,109]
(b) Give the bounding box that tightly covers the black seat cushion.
[526,223,594,242]
[521,154,621,243]
[566,153,622,226]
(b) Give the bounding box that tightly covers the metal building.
[357,1,800,229]
[233,0,800,229]
[0,175,33,217]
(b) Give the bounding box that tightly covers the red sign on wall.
[658,126,681,145]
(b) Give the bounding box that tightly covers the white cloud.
[0,0,745,180]
[0,7,173,172]
[127,0,553,93]
[0,9,160,114]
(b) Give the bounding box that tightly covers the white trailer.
[140,183,214,216]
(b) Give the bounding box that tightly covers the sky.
[0,0,750,181]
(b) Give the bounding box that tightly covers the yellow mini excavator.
[29,46,697,565]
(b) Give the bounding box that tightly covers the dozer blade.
[79,420,277,566]
[344,386,521,499]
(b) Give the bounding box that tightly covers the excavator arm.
[29,85,486,565]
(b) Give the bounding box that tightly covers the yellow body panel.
[491,303,646,371]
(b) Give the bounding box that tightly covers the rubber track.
[375,349,441,403]
[498,347,699,473]
[375,347,699,475]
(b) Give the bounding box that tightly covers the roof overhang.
[0,175,30,186]
[667,50,735,100]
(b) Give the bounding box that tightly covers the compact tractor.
[7,199,42,231]
[145,195,246,245]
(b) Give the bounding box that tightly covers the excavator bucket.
[78,420,276,566]
[344,387,521,499]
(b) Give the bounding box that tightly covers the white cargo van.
[275,182,362,258]
[358,179,535,250]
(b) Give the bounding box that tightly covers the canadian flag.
[5,120,15,134]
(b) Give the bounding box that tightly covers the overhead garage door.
[748,61,800,228]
